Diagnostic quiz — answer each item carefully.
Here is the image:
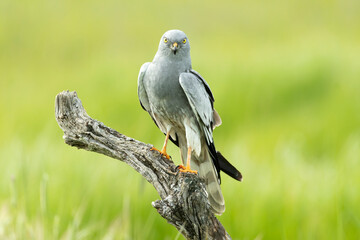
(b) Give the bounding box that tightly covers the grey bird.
[138,29,242,215]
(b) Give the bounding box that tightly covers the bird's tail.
[189,150,225,215]
[217,151,242,181]
[180,143,225,215]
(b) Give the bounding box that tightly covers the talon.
[163,152,171,159]
[150,147,170,159]
[177,164,186,170]
[150,146,159,152]
[179,166,198,174]
[178,146,197,174]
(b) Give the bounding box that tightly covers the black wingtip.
[217,151,242,182]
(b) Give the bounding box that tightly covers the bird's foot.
[178,165,198,174]
[150,147,170,159]
[177,165,186,170]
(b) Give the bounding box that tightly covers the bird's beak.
[171,42,178,55]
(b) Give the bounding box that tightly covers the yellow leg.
[179,147,198,174]
[150,131,170,159]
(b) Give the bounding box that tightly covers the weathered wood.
[55,90,231,240]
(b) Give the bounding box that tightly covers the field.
[1,0,360,239]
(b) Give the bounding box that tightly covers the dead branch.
[55,90,231,240]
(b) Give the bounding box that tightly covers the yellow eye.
[182,38,187,44]
[164,38,168,43]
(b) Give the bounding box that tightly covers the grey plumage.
[138,30,228,214]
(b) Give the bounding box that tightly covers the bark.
[55,90,231,240]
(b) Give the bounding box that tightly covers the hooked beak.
[171,42,178,55]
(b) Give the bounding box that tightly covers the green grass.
[1,0,360,239]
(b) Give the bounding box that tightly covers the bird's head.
[158,30,190,57]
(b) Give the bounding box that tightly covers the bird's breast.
[144,62,191,118]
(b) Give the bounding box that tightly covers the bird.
[137,29,242,215]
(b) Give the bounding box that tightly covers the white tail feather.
[181,146,225,215]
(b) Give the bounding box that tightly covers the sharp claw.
[179,166,198,174]
[177,165,186,170]
[150,147,170,159]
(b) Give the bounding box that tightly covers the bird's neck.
[153,51,192,70]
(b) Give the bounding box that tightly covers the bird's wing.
[138,62,179,145]
[179,71,214,144]
[137,62,151,112]
[190,69,222,129]
[180,71,242,183]
[179,71,221,178]
[189,69,214,104]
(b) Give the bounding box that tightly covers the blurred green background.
[1,0,360,239]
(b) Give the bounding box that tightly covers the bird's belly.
[151,92,191,128]
[143,62,198,138]
[146,75,192,120]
